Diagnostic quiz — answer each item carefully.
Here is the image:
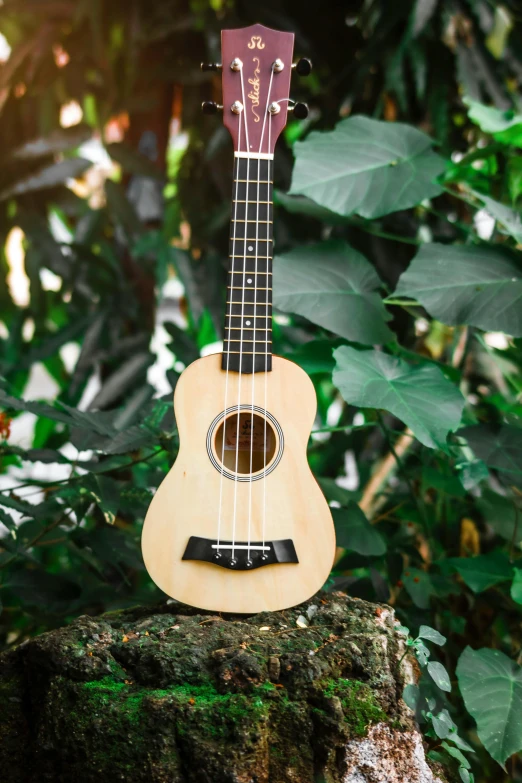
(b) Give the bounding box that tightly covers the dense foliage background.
[1,0,522,780]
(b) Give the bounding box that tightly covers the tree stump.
[0,593,446,783]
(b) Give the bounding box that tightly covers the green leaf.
[418,625,447,645]
[441,742,471,769]
[431,708,457,738]
[284,340,338,375]
[412,0,439,37]
[476,490,521,545]
[459,768,472,783]
[450,552,513,593]
[333,346,464,448]
[71,424,156,454]
[0,158,92,200]
[315,478,353,506]
[93,476,120,525]
[464,98,522,147]
[415,639,431,665]
[456,459,489,491]
[459,424,522,477]
[403,683,419,711]
[457,646,522,766]
[289,116,445,219]
[88,353,152,410]
[274,190,346,224]
[428,661,452,692]
[106,143,163,179]
[511,568,522,604]
[332,502,387,556]
[0,507,18,531]
[11,125,92,160]
[395,244,522,336]
[273,241,393,345]
[422,465,466,497]
[0,389,116,435]
[469,190,522,243]
[403,568,434,609]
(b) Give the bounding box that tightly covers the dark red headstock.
[221,24,295,156]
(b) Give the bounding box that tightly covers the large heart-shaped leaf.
[457,646,522,766]
[332,346,464,448]
[395,244,522,336]
[273,241,393,344]
[289,116,444,219]
[445,552,513,593]
[476,490,522,546]
[459,425,522,477]
[333,502,387,556]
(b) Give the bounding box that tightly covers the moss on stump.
[0,593,445,783]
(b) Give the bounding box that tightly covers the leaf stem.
[351,223,422,246]
[383,298,422,307]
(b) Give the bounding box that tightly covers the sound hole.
[214,412,276,475]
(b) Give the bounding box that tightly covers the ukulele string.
[262,109,274,555]
[216,117,244,555]
[246,63,276,563]
[231,64,251,563]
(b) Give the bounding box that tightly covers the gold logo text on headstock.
[248,57,261,122]
[247,36,265,50]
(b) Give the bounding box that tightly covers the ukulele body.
[142,353,335,613]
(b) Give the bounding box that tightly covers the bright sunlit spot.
[60,100,83,128]
[484,332,510,350]
[0,32,11,62]
[6,227,29,306]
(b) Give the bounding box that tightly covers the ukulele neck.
[222,153,273,374]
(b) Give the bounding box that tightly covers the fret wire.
[230,286,272,290]
[224,339,271,344]
[230,255,272,259]
[235,179,273,184]
[231,219,272,224]
[226,351,272,355]
[226,314,272,318]
[227,302,271,306]
[229,237,271,241]
[226,327,272,332]
[228,270,272,275]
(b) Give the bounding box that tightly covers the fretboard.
[222,156,273,374]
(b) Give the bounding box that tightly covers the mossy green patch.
[75,676,272,740]
[322,677,387,736]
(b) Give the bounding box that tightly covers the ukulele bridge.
[182,536,298,570]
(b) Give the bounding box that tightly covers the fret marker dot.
[247,278,252,284]
[248,245,253,251]
[246,320,251,326]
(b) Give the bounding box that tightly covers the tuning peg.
[291,102,309,120]
[292,58,313,77]
[201,101,222,115]
[201,62,222,72]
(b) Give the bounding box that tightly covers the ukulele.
[142,23,335,613]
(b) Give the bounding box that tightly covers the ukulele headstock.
[220,24,295,156]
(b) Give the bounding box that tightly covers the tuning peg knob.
[293,58,313,76]
[201,101,222,115]
[201,62,222,72]
[292,102,309,120]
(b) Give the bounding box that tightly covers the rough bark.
[0,592,446,783]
